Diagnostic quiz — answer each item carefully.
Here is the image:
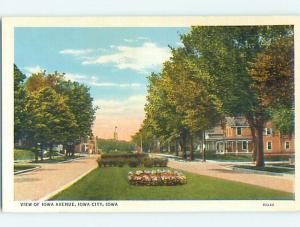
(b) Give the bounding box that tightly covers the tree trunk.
[40,144,44,161]
[256,123,265,167]
[71,145,75,158]
[189,133,194,161]
[34,149,39,162]
[49,143,53,160]
[246,115,258,162]
[180,132,187,159]
[202,130,206,162]
[175,138,179,156]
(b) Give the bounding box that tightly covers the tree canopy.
[14,66,97,160]
[132,25,294,166]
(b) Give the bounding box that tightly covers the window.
[242,141,248,150]
[236,127,242,136]
[285,141,290,150]
[265,128,272,136]
[267,141,272,151]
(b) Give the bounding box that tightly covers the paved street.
[168,160,294,193]
[14,155,99,200]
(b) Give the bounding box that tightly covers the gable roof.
[225,116,249,127]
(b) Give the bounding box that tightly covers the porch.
[216,138,253,154]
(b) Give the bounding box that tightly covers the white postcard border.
[2,16,300,212]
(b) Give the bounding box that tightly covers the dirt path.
[14,155,99,200]
[168,160,294,193]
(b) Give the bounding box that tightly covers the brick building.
[206,117,294,156]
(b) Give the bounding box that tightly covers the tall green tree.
[59,80,97,144]
[26,87,78,160]
[249,36,294,136]
[161,49,223,160]
[14,67,97,158]
[181,25,293,166]
[14,65,29,144]
[144,72,186,156]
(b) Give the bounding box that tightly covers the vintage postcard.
[2,16,300,212]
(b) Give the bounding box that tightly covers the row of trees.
[132,25,294,167]
[96,138,134,153]
[14,65,97,161]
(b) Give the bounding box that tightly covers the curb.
[39,165,98,201]
[14,156,86,176]
[14,166,41,175]
[226,166,294,177]
[55,156,86,164]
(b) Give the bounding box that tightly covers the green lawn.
[235,165,295,174]
[30,154,83,163]
[14,149,35,160]
[51,166,293,200]
[14,164,39,172]
[206,154,252,162]
[31,155,66,163]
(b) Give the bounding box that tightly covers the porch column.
[246,141,249,153]
[236,141,238,153]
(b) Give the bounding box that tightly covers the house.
[215,117,253,154]
[206,117,294,156]
[74,136,98,154]
[204,126,225,152]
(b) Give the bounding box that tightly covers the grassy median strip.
[14,149,35,160]
[51,166,293,200]
[234,165,295,174]
[14,164,39,172]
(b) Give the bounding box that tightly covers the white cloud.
[123,37,149,43]
[82,42,171,73]
[59,48,94,56]
[59,48,105,56]
[64,73,88,82]
[137,36,149,40]
[94,95,146,117]
[124,38,135,43]
[24,65,44,76]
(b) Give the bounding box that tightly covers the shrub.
[128,159,139,167]
[97,154,168,168]
[153,158,168,167]
[101,153,147,160]
[143,158,154,167]
[116,159,125,167]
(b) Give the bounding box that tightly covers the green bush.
[143,158,154,167]
[117,160,125,167]
[128,159,139,167]
[101,153,147,160]
[153,158,168,167]
[97,154,168,168]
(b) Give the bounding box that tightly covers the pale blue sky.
[14,27,190,139]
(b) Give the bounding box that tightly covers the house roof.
[225,116,249,127]
[207,126,223,135]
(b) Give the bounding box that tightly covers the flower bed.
[128,169,187,186]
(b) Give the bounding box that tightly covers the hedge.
[97,153,168,168]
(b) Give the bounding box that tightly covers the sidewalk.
[168,160,294,193]
[14,155,99,200]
